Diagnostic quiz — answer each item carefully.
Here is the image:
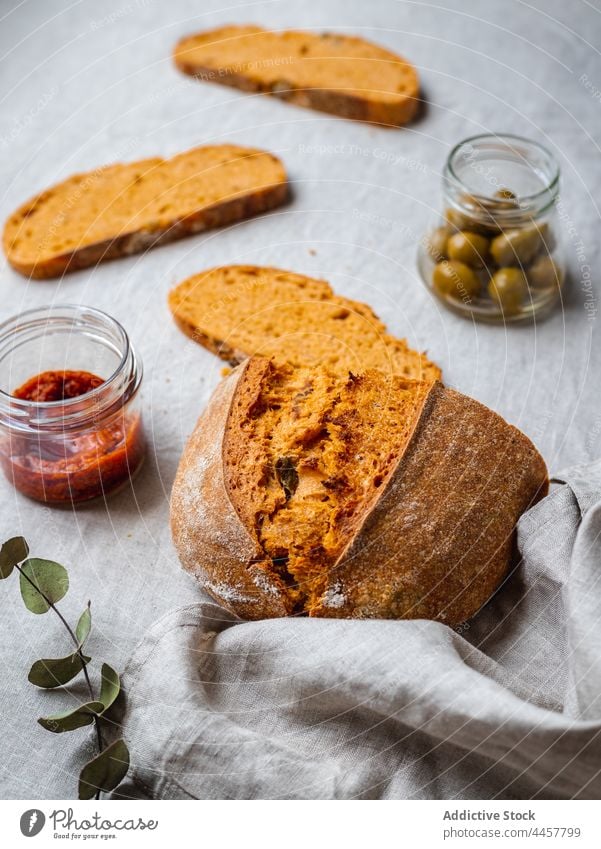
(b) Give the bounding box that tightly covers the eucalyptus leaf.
[38,701,104,733]
[0,536,29,579]
[99,664,120,712]
[78,738,130,800]
[19,558,69,614]
[28,652,91,689]
[76,603,92,647]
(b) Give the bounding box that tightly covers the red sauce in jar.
[2,370,145,504]
[12,370,105,402]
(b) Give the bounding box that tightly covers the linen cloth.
[1,0,600,800]
[114,464,601,800]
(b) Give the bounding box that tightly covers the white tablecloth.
[0,0,599,800]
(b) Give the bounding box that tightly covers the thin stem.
[16,564,103,799]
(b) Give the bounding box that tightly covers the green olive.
[527,255,564,290]
[540,225,557,254]
[492,188,519,210]
[432,260,481,301]
[488,267,528,315]
[495,187,517,201]
[425,227,449,261]
[447,231,490,268]
[490,222,548,266]
[444,207,473,232]
[445,206,498,237]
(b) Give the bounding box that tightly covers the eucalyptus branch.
[0,537,129,800]
[15,564,104,773]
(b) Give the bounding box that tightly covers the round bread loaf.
[171,357,548,624]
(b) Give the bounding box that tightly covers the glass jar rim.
[0,304,142,430]
[445,133,560,208]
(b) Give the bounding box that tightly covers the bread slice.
[169,265,441,382]
[174,25,420,126]
[3,145,288,279]
[171,356,549,623]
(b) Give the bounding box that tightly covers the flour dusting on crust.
[321,582,346,608]
[204,580,257,605]
[252,570,281,596]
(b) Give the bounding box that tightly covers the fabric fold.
[115,463,601,799]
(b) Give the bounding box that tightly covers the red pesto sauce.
[2,370,144,504]
[13,370,105,402]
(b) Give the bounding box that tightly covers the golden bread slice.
[168,265,441,382]
[174,25,420,126]
[3,145,288,278]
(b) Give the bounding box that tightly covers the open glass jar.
[418,134,564,322]
[0,305,145,504]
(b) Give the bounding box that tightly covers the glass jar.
[0,305,145,504]
[418,134,564,322]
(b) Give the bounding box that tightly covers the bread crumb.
[226,358,429,613]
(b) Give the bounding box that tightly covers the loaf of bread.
[171,356,548,624]
[174,25,420,126]
[169,265,440,382]
[3,145,288,279]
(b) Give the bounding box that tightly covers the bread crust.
[174,25,420,127]
[171,311,249,366]
[171,363,548,625]
[3,148,288,280]
[170,360,290,619]
[315,383,549,623]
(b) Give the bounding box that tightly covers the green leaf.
[38,701,104,733]
[76,603,92,647]
[0,537,29,579]
[78,738,130,800]
[99,664,120,712]
[19,558,69,614]
[28,652,91,689]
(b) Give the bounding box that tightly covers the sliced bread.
[3,145,288,279]
[174,25,420,126]
[171,356,549,622]
[168,265,441,382]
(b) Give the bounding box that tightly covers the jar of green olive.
[418,134,564,322]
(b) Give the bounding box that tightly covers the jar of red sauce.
[0,305,145,504]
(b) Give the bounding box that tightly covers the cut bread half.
[174,25,420,126]
[3,145,288,279]
[171,357,549,622]
[168,265,441,382]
